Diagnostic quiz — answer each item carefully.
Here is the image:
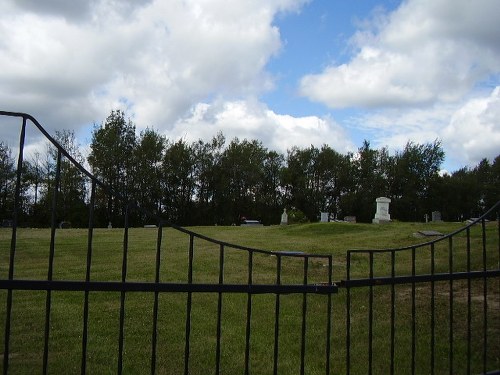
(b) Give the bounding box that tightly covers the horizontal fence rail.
[1,111,499,374]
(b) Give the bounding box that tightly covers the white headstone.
[280,208,288,225]
[320,212,329,222]
[372,197,391,224]
[432,211,442,222]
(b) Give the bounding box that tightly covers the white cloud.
[349,86,500,170]
[169,99,354,154]
[443,87,500,168]
[0,0,306,145]
[299,0,500,109]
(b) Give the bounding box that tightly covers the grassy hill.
[0,220,498,374]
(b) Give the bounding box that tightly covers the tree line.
[1,110,499,227]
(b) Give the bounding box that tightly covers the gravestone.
[320,212,329,222]
[59,221,71,229]
[108,222,112,229]
[372,197,391,224]
[280,208,288,225]
[344,216,356,223]
[432,211,442,222]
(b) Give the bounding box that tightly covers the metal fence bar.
[150,221,163,375]
[482,218,488,374]
[448,236,454,375]
[368,252,373,375]
[244,251,254,375]
[273,255,282,375]
[390,250,395,375]
[345,251,351,375]
[411,247,416,375]
[3,116,26,375]
[215,243,225,375]
[430,243,435,375]
[466,227,471,375]
[0,280,338,294]
[43,149,61,375]
[118,204,130,375]
[300,256,309,375]
[184,234,195,375]
[325,255,333,375]
[81,180,96,375]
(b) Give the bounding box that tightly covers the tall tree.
[162,139,196,225]
[88,110,136,226]
[133,128,166,222]
[282,145,321,221]
[52,130,87,227]
[0,142,15,222]
[391,140,444,221]
[339,141,392,222]
[216,138,267,224]
[258,150,285,224]
[191,133,225,225]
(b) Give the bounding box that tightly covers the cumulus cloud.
[350,86,500,169]
[443,87,500,168]
[0,0,306,145]
[299,0,500,109]
[170,99,354,154]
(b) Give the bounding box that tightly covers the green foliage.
[1,110,499,227]
[286,208,308,224]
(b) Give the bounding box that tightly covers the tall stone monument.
[280,208,288,225]
[372,197,391,224]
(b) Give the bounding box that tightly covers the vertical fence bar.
[466,227,471,375]
[390,250,395,375]
[150,221,163,375]
[448,236,453,375]
[411,247,416,375]
[3,116,27,375]
[368,252,374,375]
[273,255,282,375]
[346,252,351,375]
[81,180,96,375]
[300,256,309,375]
[430,243,435,375]
[184,234,195,375]
[43,149,61,375]
[117,204,130,375]
[244,251,253,375]
[497,210,500,375]
[215,244,225,375]
[325,255,332,375]
[481,218,488,374]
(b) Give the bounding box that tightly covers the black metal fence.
[342,203,500,374]
[0,111,499,374]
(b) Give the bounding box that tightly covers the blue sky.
[1,0,499,172]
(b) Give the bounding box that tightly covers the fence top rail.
[1,110,332,261]
[346,200,499,256]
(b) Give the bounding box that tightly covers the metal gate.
[0,111,499,374]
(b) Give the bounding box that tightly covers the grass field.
[0,220,499,374]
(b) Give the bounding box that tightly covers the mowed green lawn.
[0,220,498,374]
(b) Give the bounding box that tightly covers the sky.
[1,0,499,173]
